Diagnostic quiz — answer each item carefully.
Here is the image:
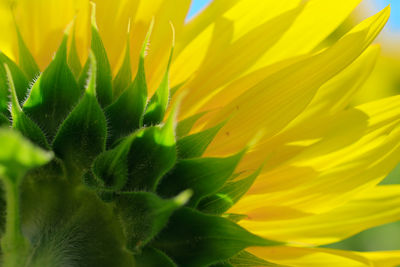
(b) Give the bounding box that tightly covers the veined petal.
[234,45,381,173]
[172,0,361,89]
[199,7,389,156]
[0,0,89,69]
[288,44,381,127]
[237,185,400,245]
[231,95,400,215]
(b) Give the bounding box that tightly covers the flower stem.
[1,176,30,267]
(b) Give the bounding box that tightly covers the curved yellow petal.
[200,7,389,156]
[238,185,400,245]
[0,0,87,69]
[248,246,371,267]
[231,94,400,215]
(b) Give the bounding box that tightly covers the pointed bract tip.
[90,1,98,29]
[86,50,97,96]
[174,189,193,206]
[140,18,155,58]
[169,21,176,49]
[4,63,22,112]
[64,17,76,36]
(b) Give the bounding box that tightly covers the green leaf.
[52,52,107,174]
[0,127,52,181]
[23,33,81,140]
[124,110,177,191]
[113,30,132,99]
[116,190,191,249]
[88,3,112,107]
[16,27,40,82]
[152,207,280,267]
[198,168,262,215]
[176,111,207,138]
[0,52,29,115]
[0,127,52,266]
[68,24,82,79]
[143,25,175,126]
[177,121,225,158]
[4,64,49,149]
[105,21,152,144]
[158,151,244,207]
[135,247,177,267]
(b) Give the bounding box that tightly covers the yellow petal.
[231,94,400,215]
[234,44,381,174]
[248,246,371,267]
[0,0,88,69]
[289,44,380,127]
[201,7,389,156]
[171,0,301,88]
[238,185,400,245]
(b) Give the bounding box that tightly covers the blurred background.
[188,0,400,252]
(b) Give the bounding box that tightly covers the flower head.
[0,0,399,266]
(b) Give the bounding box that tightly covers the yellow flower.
[1,0,400,266]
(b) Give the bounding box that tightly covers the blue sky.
[187,0,400,31]
[187,0,212,19]
[373,0,400,30]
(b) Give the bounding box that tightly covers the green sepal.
[113,32,132,99]
[52,52,107,174]
[143,29,174,126]
[224,213,248,223]
[115,190,191,249]
[23,33,81,140]
[88,3,112,107]
[68,24,82,79]
[91,134,134,191]
[124,110,177,191]
[0,113,9,126]
[158,150,244,207]
[152,207,281,267]
[176,111,207,139]
[135,246,177,267]
[0,127,52,181]
[4,64,49,149]
[105,22,152,144]
[198,168,262,215]
[0,52,29,115]
[16,27,40,81]
[177,121,225,158]
[226,250,283,267]
[92,108,176,192]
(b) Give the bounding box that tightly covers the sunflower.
[0,0,399,266]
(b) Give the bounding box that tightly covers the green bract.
[0,11,281,267]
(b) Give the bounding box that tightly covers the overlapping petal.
[237,185,400,245]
